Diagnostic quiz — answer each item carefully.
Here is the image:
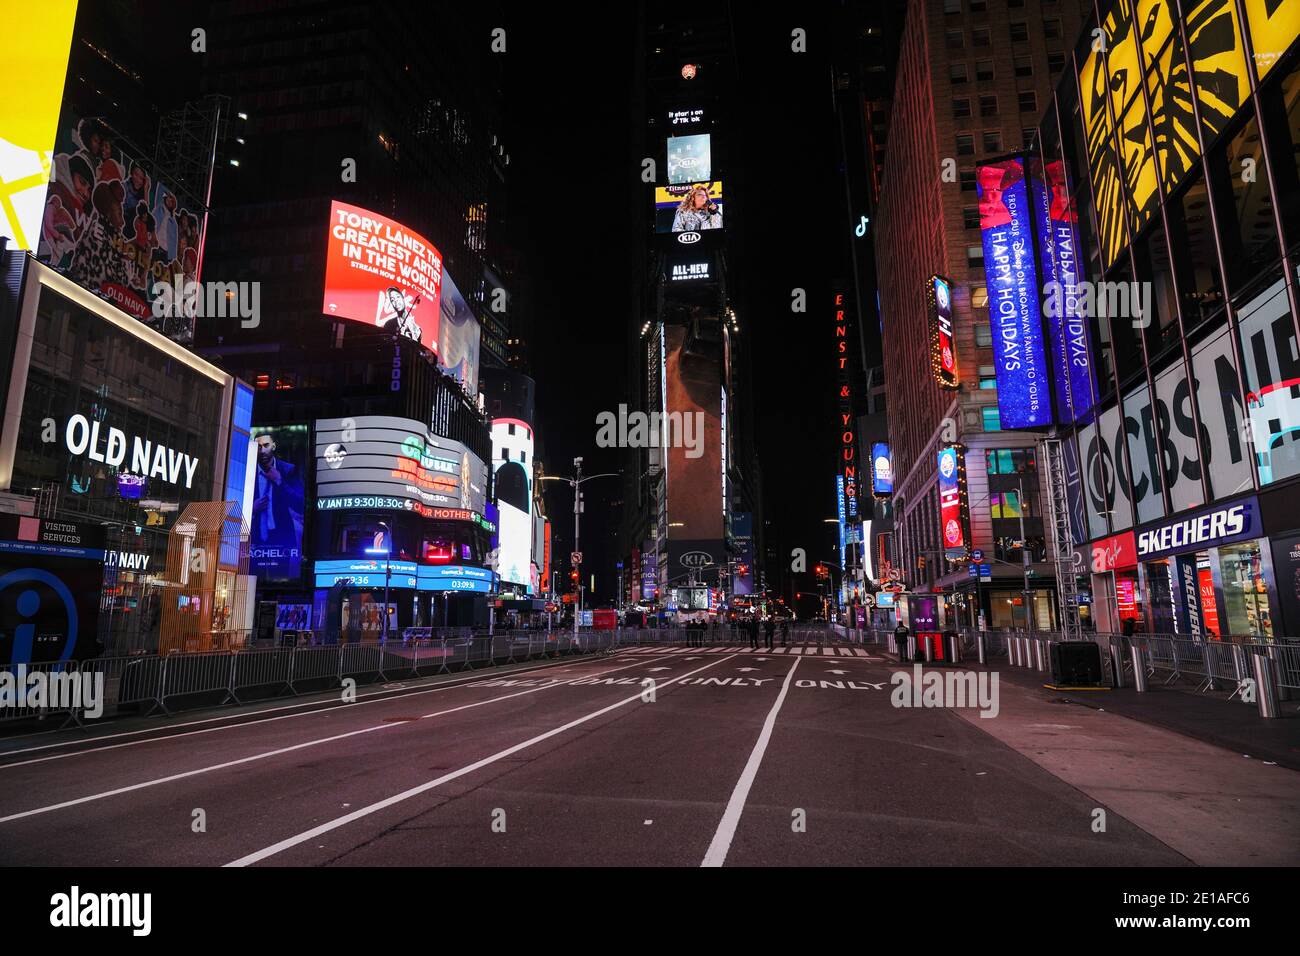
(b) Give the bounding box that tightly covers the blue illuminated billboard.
[1031,158,1097,426]
[314,559,495,593]
[977,157,1052,429]
[870,442,893,496]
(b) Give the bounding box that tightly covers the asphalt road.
[0,643,1287,867]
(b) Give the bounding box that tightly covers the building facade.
[875,0,1094,631]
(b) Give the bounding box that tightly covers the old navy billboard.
[977,157,1052,429]
[1031,158,1097,426]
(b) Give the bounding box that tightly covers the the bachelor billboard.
[323,201,443,352]
[977,157,1052,429]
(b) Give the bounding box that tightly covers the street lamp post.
[377,520,392,644]
[540,459,620,641]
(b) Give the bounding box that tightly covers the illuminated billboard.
[437,270,481,398]
[1031,158,1097,425]
[37,112,207,342]
[655,181,724,233]
[315,416,488,515]
[977,157,1052,429]
[871,442,893,496]
[250,425,309,583]
[322,200,443,352]
[0,1,77,252]
[937,446,967,557]
[491,418,534,590]
[667,133,712,184]
[928,275,957,389]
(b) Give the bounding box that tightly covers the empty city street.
[3,645,1293,868]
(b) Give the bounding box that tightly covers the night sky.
[502,6,845,604]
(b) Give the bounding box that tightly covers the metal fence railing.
[0,629,627,726]
[5,624,1295,727]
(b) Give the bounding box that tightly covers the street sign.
[571,551,583,565]
[971,548,984,562]
[887,567,902,582]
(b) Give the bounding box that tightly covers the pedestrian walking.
[764,615,775,651]
[780,618,790,647]
[748,614,759,650]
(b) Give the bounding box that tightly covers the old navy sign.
[978,157,1052,429]
[1136,496,1259,561]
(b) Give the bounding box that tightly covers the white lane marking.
[701,657,801,868]
[0,656,658,822]
[0,657,592,767]
[225,656,738,867]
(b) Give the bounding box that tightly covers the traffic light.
[570,570,580,584]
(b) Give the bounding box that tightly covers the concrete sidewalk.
[878,651,1300,866]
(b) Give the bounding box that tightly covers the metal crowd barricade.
[229,647,294,702]
[157,650,236,712]
[0,661,86,724]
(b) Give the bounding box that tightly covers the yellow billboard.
[0,1,78,251]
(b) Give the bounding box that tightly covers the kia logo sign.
[680,550,714,568]
[677,231,701,244]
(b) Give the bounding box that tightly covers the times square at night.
[0,0,1297,933]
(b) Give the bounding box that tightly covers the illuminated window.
[990,491,1022,519]
[966,245,984,267]
[971,286,988,309]
[975,324,993,347]
[981,406,1002,431]
[977,366,997,389]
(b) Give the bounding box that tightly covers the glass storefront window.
[1145,559,1176,633]
[1167,173,1226,329]
[1217,541,1273,638]
[1211,110,1281,291]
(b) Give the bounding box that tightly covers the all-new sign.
[322,201,443,352]
[977,157,1052,429]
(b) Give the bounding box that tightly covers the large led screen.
[977,158,1052,429]
[0,1,77,252]
[496,500,531,588]
[316,416,488,516]
[323,201,443,352]
[437,270,481,398]
[37,113,207,342]
[667,133,712,184]
[1031,158,1097,425]
[250,425,308,582]
[655,181,724,234]
[937,447,966,556]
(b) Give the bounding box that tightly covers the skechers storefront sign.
[1135,497,1259,561]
